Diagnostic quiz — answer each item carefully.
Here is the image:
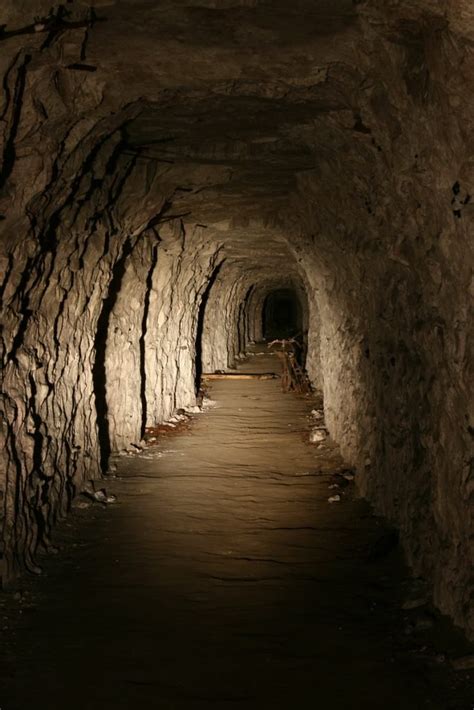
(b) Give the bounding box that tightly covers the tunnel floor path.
[1,347,471,709]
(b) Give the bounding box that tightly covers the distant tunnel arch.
[262,288,303,340]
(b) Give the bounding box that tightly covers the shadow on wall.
[92,238,134,473]
[195,260,225,392]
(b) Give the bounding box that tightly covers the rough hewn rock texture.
[0,0,472,638]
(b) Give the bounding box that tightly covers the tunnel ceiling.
[111,0,359,229]
[3,0,471,267]
[98,0,361,267]
[3,0,363,271]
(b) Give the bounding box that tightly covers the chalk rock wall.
[0,117,139,577]
[102,234,158,456]
[282,7,474,637]
[201,264,249,374]
[143,222,223,424]
[0,58,212,580]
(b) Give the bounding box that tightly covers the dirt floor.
[1,348,473,709]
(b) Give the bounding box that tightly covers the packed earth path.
[0,348,473,710]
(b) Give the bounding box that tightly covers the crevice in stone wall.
[0,50,31,192]
[243,285,255,348]
[195,259,225,390]
[92,237,134,473]
[6,257,34,365]
[139,240,159,439]
[238,286,253,355]
[3,412,24,581]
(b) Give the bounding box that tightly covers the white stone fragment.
[310,428,327,443]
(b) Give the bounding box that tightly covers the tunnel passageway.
[263,289,303,340]
[0,0,473,701]
[0,348,470,710]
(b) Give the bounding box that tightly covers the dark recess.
[194,260,224,392]
[139,243,159,437]
[92,238,134,472]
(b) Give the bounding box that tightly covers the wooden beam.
[201,372,279,380]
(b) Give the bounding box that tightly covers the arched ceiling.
[4,0,472,272]
[1,0,365,271]
[97,0,360,266]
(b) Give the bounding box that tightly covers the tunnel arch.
[262,288,303,341]
[243,274,309,346]
[196,237,310,378]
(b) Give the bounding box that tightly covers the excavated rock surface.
[0,0,473,641]
[0,352,472,709]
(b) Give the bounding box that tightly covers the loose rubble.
[82,488,117,505]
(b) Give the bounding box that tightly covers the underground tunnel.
[0,0,473,708]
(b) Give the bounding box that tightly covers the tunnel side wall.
[286,37,474,635]
[144,225,222,423]
[0,85,218,580]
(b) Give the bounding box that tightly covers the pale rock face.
[0,0,473,638]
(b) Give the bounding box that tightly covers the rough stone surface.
[0,0,472,639]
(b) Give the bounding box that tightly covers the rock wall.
[0,109,140,577]
[0,51,218,579]
[280,6,474,636]
[143,222,222,424]
[201,263,255,373]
